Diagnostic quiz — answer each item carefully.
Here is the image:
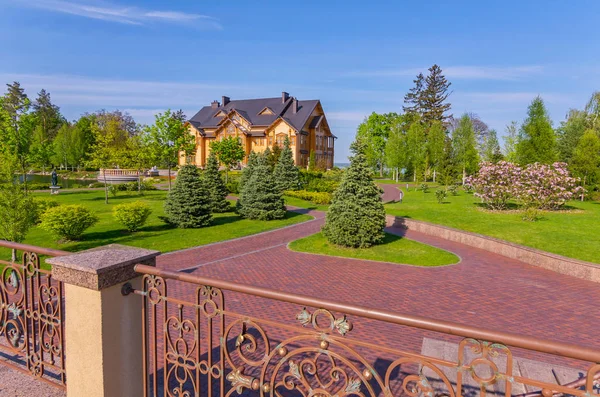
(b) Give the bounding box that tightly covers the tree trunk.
[138,171,142,194]
[168,166,172,191]
[225,169,229,184]
[462,166,466,185]
[11,249,17,263]
[433,169,436,183]
[103,169,109,204]
[380,162,383,177]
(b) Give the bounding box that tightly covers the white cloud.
[12,0,222,29]
[344,65,544,81]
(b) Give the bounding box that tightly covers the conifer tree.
[273,136,299,192]
[322,138,386,248]
[516,97,557,165]
[239,151,259,192]
[403,73,425,115]
[237,154,286,220]
[421,65,452,124]
[204,151,231,213]
[164,165,212,228]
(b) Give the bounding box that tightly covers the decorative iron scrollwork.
[296,307,353,336]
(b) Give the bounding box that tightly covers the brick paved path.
[158,205,600,365]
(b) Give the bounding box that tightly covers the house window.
[227,125,235,135]
[268,136,273,146]
[276,134,286,147]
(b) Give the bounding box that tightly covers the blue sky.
[1,0,599,161]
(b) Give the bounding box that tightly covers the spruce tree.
[237,154,286,220]
[204,151,231,213]
[421,65,452,124]
[239,151,259,191]
[164,165,212,228]
[403,73,425,115]
[322,138,386,248]
[516,97,557,165]
[273,136,299,192]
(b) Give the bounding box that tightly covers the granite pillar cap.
[47,244,160,290]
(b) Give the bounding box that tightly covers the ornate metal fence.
[131,264,600,397]
[0,240,68,389]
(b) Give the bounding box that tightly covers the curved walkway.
[158,205,600,361]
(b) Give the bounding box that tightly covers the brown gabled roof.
[188,94,320,132]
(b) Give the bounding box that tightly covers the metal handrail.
[0,240,70,257]
[134,264,600,364]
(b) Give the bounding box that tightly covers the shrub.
[32,199,60,224]
[465,161,521,210]
[516,162,584,210]
[322,139,386,248]
[420,183,429,193]
[40,205,99,240]
[113,202,152,232]
[108,184,118,197]
[435,189,447,204]
[447,184,458,196]
[226,180,239,194]
[164,165,212,228]
[306,179,339,193]
[521,207,542,222]
[285,190,332,205]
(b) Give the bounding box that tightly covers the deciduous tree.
[210,136,245,184]
[571,130,600,188]
[452,114,479,184]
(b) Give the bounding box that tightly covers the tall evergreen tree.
[403,73,425,115]
[322,138,386,248]
[452,114,479,184]
[164,165,212,228]
[204,151,231,212]
[273,136,299,192]
[237,154,286,220]
[32,89,63,141]
[571,130,600,187]
[266,143,282,170]
[516,97,557,165]
[421,65,452,124]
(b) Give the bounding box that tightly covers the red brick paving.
[157,205,600,369]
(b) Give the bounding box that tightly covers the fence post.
[48,244,160,397]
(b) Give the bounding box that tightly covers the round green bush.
[40,205,99,241]
[32,199,60,224]
[113,201,152,232]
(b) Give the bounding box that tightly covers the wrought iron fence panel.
[0,245,67,390]
[133,266,600,397]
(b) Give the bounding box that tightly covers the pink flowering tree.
[516,162,584,210]
[466,161,583,211]
[465,161,521,210]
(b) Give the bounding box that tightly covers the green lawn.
[289,232,459,266]
[385,189,600,263]
[283,195,330,211]
[1,190,311,261]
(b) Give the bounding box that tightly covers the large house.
[182,92,336,168]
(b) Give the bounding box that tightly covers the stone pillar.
[47,244,160,397]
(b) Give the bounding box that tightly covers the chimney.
[222,96,230,106]
[211,100,220,109]
[292,97,298,114]
[282,91,289,103]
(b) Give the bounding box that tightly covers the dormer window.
[258,107,274,116]
[214,110,227,118]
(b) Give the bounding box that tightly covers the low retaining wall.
[389,215,600,283]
